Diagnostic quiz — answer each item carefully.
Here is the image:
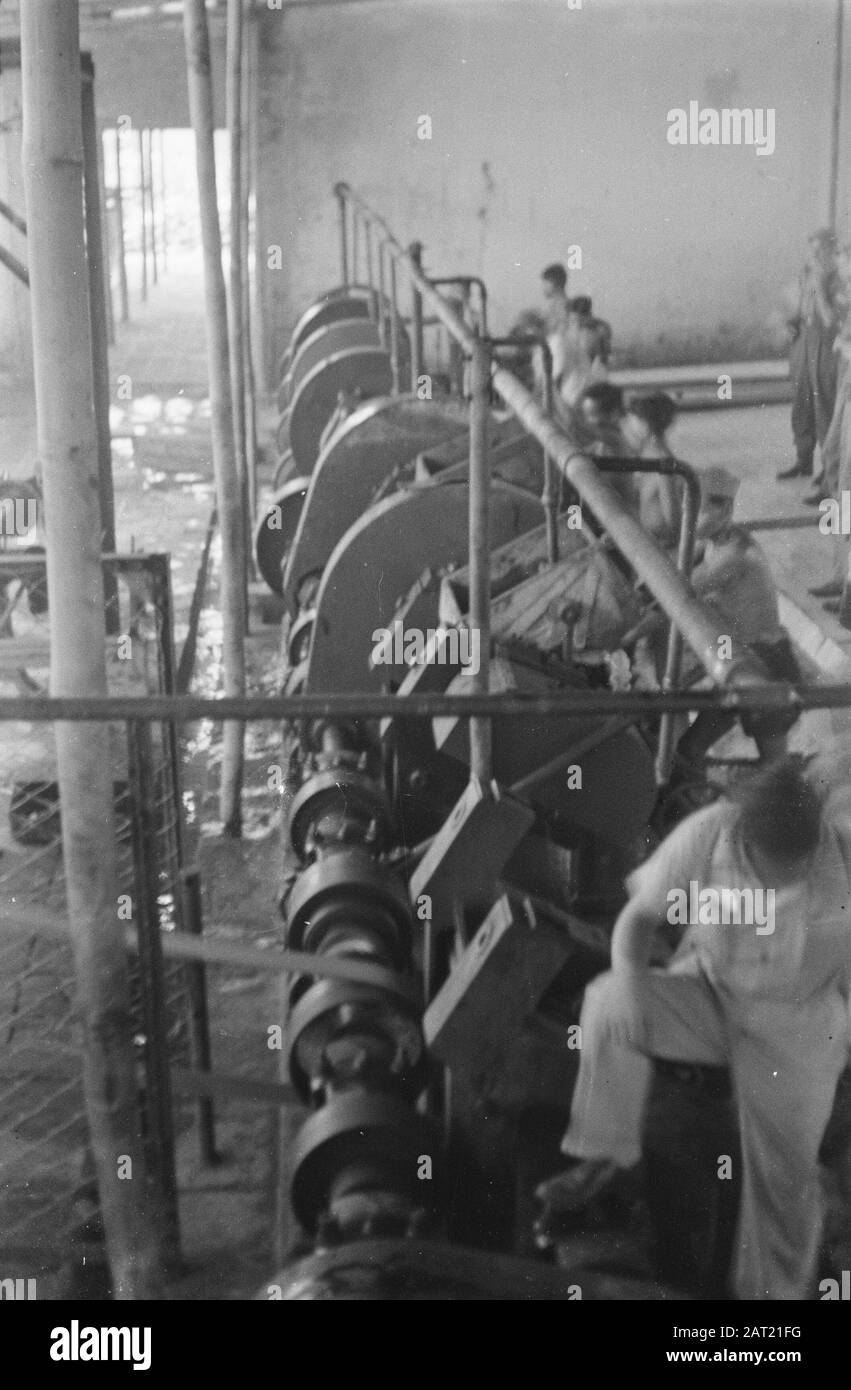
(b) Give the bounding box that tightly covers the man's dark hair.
[581,381,623,416]
[572,294,592,316]
[542,263,567,291]
[733,756,822,862]
[628,392,677,437]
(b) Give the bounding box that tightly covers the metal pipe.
[364,218,374,289]
[489,333,557,560]
[388,254,400,394]
[430,275,488,335]
[0,682,833,722]
[351,208,360,284]
[180,867,219,1167]
[658,459,700,781]
[376,240,388,348]
[335,183,764,691]
[569,452,700,780]
[336,183,349,285]
[409,240,424,392]
[468,337,492,783]
[127,719,181,1270]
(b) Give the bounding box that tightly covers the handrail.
[0,685,831,723]
[333,181,767,694]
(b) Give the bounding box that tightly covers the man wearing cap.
[778,230,842,483]
[673,464,801,773]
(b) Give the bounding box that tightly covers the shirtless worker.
[673,465,801,776]
[622,392,684,549]
[553,296,611,412]
[575,382,638,511]
[535,754,851,1300]
[778,229,842,484]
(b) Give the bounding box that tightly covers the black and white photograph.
[1,0,851,1357]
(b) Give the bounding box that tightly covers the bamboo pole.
[829,0,845,229]
[241,8,258,550]
[81,61,118,623]
[226,0,248,598]
[137,127,147,302]
[183,0,246,835]
[114,125,129,323]
[156,128,168,273]
[97,124,116,346]
[144,127,158,286]
[20,0,158,1299]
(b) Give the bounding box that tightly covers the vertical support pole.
[655,471,700,784]
[157,128,168,274]
[539,341,558,564]
[97,126,115,346]
[829,0,844,228]
[364,219,378,322]
[20,0,157,1298]
[240,20,258,554]
[468,337,492,784]
[114,125,130,324]
[409,241,424,394]
[388,253,400,395]
[336,184,349,287]
[81,59,119,634]
[376,241,388,348]
[127,719,182,1271]
[145,128,158,286]
[447,296,464,396]
[351,209,360,285]
[180,867,219,1167]
[137,127,147,302]
[226,0,248,601]
[184,0,246,836]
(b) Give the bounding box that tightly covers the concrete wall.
[255,0,850,386]
[81,19,227,128]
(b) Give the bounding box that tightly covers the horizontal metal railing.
[0,683,844,723]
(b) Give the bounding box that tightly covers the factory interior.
[2,0,851,1325]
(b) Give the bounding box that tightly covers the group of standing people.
[781,228,851,613]
[534,259,801,783]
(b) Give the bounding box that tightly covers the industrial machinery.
[255,187,832,1301]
